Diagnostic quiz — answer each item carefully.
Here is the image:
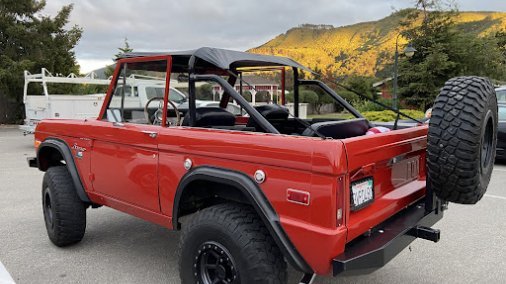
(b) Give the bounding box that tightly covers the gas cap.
[254,170,266,183]
[184,158,193,170]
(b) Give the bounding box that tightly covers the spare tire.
[427,76,497,204]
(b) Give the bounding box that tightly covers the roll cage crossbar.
[188,74,280,134]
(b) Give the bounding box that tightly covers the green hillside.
[248,10,506,77]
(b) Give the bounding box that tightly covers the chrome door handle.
[141,130,158,138]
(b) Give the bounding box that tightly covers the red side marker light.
[287,189,310,206]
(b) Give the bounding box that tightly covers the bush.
[284,90,318,104]
[354,98,393,112]
[337,90,359,104]
[241,91,252,101]
[346,109,425,122]
[255,91,271,102]
[300,90,318,104]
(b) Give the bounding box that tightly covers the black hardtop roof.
[119,47,313,73]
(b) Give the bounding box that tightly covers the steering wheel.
[144,97,181,126]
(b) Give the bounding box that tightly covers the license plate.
[350,177,374,211]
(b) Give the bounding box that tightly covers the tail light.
[336,176,344,227]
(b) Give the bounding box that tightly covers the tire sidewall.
[180,223,244,284]
[478,95,498,192]
[42,174,58,241]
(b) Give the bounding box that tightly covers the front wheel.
[179,203,287,284]
[42,166,87,246]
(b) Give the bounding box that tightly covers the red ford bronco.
[28,47,497,284]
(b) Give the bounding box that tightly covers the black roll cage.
[185,64,370,136]
[112,48,421,134]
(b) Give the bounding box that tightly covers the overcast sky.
[42,0,506,73]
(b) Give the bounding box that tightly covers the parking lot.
[0,125,505,284]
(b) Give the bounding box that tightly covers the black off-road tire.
[427,76,497,204]
[179,203,287,284]
[42,166,87,246]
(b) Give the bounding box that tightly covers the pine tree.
[115,37,133,59]
[104,38,134,77]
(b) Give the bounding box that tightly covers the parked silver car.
[496,86,506,102]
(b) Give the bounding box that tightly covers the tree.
[397,1,506,109]
[497,30,506,55]
[0,0,82,123]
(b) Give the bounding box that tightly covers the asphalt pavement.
[0,126,505,284]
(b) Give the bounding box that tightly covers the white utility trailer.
[20,69,188,134]
[21,68,111,134]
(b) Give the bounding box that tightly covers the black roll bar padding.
[189,74,280,134]
[393,112,401,130]
[293,68,300,117]
[298,80,367,123]
[219,72,237,109]
[188,75,197,126]
[120,63,127,121]
[188,55,197,126]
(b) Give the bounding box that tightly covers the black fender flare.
[172,166,313,273]
[37,138,91,203]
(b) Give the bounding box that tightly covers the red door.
[90,121,160,212]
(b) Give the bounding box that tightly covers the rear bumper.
[332,200,443,276]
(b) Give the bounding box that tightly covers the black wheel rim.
[194,241,238,284]
[481,116,494,171]
[43,189,54,228]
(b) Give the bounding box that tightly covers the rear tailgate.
[342,125,428,242]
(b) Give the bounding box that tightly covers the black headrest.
[302,118,369,139]
[254,104,289,120]
[182,107,236,127]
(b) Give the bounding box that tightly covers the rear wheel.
[179,203,287,284]
[427,76,498,204]
[42,166,87,246]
